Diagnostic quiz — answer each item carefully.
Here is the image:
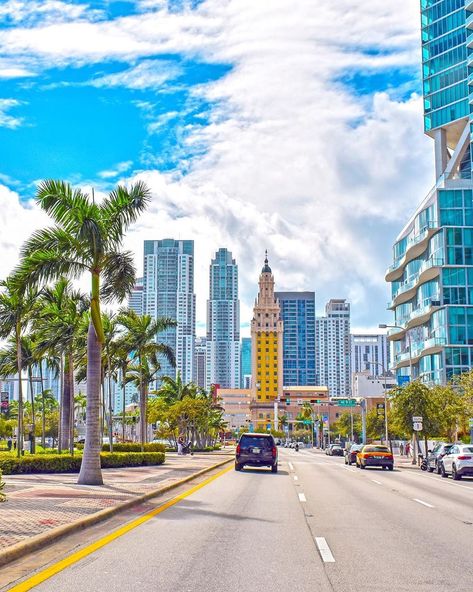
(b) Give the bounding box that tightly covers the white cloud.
[0,0,434,330]
[98,160,133,179]
[0,1,102,26]
[0,98,23,128]
[90,59,181,90]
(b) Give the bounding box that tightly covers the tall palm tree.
[110,337,133,443]
[15,180,150,485]
[156,372,196,404]
[35,388,57,448]
[0,279,37,457]
[117,310,176,450]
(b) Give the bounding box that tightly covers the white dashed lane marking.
[413,498,435,508]
[315,537,335,563]
[294,476,298,481]
[298,493,307,502]
[288,462,294,471]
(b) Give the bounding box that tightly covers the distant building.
[142,239,196,383]
[217,388,252,432]
[195,337,207,389]
[240,337,252,388]
[352,371,397,400]
[206,248,240,389]
[316,299,351,396]
[250,253,283,429]
[275,291,316,386]
[128,277,144,315]
[351,334,390,377]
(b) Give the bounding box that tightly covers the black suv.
[427,442,454,474]
[235,433,278,473]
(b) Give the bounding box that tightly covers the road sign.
[412,416,423,422]
[337,399,356,407]
[302,419,312,425]
[413,422,423,431]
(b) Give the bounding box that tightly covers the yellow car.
[357,445,394,470]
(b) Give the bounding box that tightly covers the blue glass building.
[275,291,316,386]
[240,337,252,388]
[386,1,473,383]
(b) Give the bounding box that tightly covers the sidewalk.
[0,451,233,558]
[394,454,421,470]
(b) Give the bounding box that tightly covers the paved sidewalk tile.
[0,452,233,550]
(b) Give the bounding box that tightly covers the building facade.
[351,334,390,377]
[206,248,240,389]
[386,1,473,384]
[316,299,351,396]
[240,337,252,388]
[275,291,316,386]
[143,239,196,383]
[250,254,284,428]
[195,336,207,389]
[128,277,144,315]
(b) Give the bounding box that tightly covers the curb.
[0,456,233,569]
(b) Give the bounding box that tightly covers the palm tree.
[117,310,176,450]
[35,388,57,448]
[0,279,37,457]
[156,372,197,405]
[15,180,150,485]
[35,279,88,453]
[110,337,133,443]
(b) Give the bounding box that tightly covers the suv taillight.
[272,446,277,458]
[236,444,241,454]
[457,455,471,460]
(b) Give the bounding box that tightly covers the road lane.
[24,460,331,592]
[289,449,473,592]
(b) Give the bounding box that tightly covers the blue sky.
[0,0,434,334]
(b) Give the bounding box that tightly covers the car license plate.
[252,447,260,454]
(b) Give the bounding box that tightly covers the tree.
[0,279,37,457]
[331,411,362,441]
[118,310,176,450]
[35,389,58,447]
[15,180,150,485]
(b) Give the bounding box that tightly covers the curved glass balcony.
[385,222,438,282]
[388,257,443,310]
[393,337,446,369]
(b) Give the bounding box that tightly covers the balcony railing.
[394,337,446,366]
[386,222,438,278]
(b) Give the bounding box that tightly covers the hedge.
[101,442,165,453]
[0,451,165,475]
[165,445,221,453]
[0,468,5,501]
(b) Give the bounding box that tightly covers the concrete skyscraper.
[143,239,196,383]
[275,291,316,386]
[351,334,390,377]
[206,248,240,389]
[250,253,283,428]
[316,299,351,396]
[386,1,473,383]
[128,277,144,315]
[195,337,207,389]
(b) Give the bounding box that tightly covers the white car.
[440,444,473,480]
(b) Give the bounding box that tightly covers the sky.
[0,0,435,336]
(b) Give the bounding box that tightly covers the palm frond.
[100,251,136,304]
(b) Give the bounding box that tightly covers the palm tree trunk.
[60,354,71,451]
[39,362,46,449]
[16,325,23,458]
[140,361,145,452]
[122,365,126,443]
[78,320,103,485]
[28,365,36,454]
[107,350,113,453]
[58,355,63,454]
[69,352,75,456]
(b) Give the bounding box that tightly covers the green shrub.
[102,442,165,453]
[0,468,6,502]
[0,451,165,474]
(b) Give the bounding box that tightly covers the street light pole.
[369,360,389,446]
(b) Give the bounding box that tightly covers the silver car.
[440,444,473,480]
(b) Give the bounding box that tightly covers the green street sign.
[302,419,312,425]
[338,399,356,407]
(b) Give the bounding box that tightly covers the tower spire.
[262,249,272,274]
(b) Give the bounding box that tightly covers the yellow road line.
[8,465,233,592]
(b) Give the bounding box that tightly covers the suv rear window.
[240,436,273,449]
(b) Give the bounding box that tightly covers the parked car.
[345,444,363,465]
[357,445,394,470]
[325,443,341,456]
[235,433,278,473]
[439,444,473,480]
[426,442,454,474]
[330,445,344,456]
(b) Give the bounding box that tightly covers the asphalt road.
[17,449,473,592]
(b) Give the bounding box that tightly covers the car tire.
[452,464,461,481]
[440,463,448,478]
[271,464,278,473]
[436,462,442,475]
[235,463,242,471]
[427,466,434,473]
[388,465,394,471]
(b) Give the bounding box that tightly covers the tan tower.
[250,252,284,429]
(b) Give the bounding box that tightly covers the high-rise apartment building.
[250,254,283,427]
[316,299,351,396]
[143,239,196,383]
[240,337,252,388]
[275,291,316,386]
[195,336,207,389]
[128,277,144,315]
[351,334,390,377]
[206,248,240,389]
[386,1,473,383]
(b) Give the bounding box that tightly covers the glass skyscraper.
[143,239,196,384]
[386,1,473,383]
[275,291,316,386]
[206,248,240,389]
[240,337,252,388]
